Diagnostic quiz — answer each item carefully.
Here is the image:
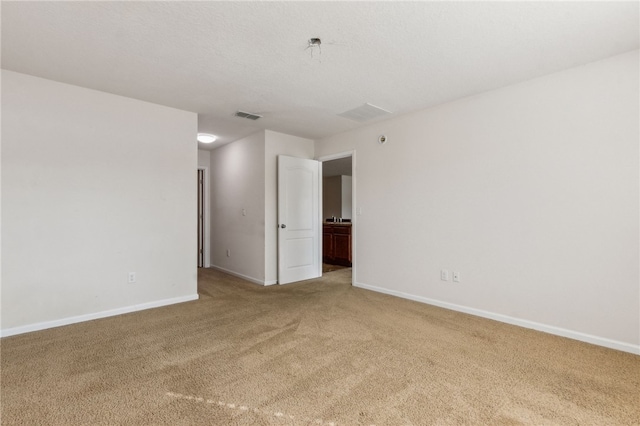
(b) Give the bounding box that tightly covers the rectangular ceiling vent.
[234,110,262,120]
[337,103,392,122]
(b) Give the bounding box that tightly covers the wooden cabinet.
[323,224,352,266]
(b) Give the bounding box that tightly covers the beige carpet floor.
[1,268,639,425]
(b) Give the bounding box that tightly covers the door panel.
[285,237,314,268]
[278,155,321,284]
[286,168,313,230]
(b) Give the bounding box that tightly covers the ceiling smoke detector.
[234,110,262,120]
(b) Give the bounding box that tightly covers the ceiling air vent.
[234,110,262,120]
[338,103,392,122]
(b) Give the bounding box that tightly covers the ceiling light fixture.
[197,133,217,143]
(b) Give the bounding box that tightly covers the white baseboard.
[209,265,269,286]
[0,294,199,338]
[354,282,639,355]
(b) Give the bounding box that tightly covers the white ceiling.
[2,2,638,150]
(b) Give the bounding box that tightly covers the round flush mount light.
[197,133,217,144]
[378,134,388,144]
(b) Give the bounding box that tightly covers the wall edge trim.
[0,294,199,338]
[353,281,640,355]
[208,265,268,286]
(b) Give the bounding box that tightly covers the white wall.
[315,51,640,353]
[323,175,353,220]
[323,176,342,219]
[210,132,266,283]
[208,130,313,284]
[341,176,353,220]
[264,130,314,284]
[198,149,211,169]
[1,70,198,334]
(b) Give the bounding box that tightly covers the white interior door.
[278,155,321,284]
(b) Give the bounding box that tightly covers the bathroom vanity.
[322,223,352,267]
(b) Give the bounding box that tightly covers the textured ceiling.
[2,2,639,150]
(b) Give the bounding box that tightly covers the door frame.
[197,166,211,268]
[317,150,356,286]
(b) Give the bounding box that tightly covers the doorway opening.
[319,152,355,285]
[197,166,210,269]
[197,169,204,268]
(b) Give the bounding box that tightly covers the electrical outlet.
[128,272,136,283]
[226,249,231,257]
[441,269,450,281]
[453,271,461,282]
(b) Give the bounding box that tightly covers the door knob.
[280,224,286,229]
